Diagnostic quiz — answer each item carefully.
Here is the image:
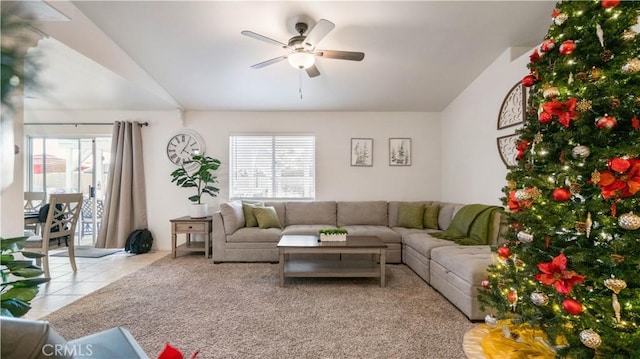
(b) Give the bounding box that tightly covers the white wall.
[24,110,440,250]
[440,48,532,205]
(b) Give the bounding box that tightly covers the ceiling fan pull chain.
[299,70,303,100]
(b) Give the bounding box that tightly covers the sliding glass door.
[26,137,111,245]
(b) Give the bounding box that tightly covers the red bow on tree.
[594,158,640,199]
[540,98,578,128]
[535,252,585,295]
[516,139,530,161]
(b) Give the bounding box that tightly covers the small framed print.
[389,138,411,166]
[351,138,373,166]
[497,133,521,167]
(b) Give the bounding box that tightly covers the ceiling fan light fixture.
[287,51,315,69]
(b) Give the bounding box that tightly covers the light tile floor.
[24,249,169,320]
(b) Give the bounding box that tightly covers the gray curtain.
[96,121,148,248]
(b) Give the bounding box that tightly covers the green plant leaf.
[4,260,35,270]
[4,278,50,287]
[12,268,46,278]
[0,237,27,251]
[0,298,31,318]
[20,251,45,259]
[1,286,38,302]
[0,254,15,264]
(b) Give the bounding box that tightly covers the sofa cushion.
[397,203,425,229]
[263,201,286,227]
[242,201,264,227]
[226,227,282,243]
[388,201,432,227]
[402,232,457,259]
[220,200,245,234]
[430,245,493,285]
[254,206,283,229]
[342,225,401,243]
[285,201,336,226]
[437,202,465,230]
[337,201,388,226]
[281,225,327,236]
[423,204,440,229]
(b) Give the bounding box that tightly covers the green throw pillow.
[423,205,440,229]
[253,206,282,229]
[242,202,264,227]
[397,203,424,229]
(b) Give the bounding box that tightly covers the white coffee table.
[277,235,387,287]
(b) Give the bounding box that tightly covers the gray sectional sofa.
[212,200,504,320]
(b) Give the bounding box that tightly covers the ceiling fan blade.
[306,64,320,78]
[250,55,287,69]
[241,30,287,48]
[304,19,335,48]
[315,50,365,61]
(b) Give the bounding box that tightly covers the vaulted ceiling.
[22,1,555,112]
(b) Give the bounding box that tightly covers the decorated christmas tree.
[479,1,639,358]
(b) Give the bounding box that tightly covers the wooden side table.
[170,216,212,258]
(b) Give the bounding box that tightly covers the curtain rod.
[24,122,149,127]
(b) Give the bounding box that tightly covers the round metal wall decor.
[497,82,527,129]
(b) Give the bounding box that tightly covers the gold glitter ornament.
[622,58,640,74]
[530,291,549,306]
[554,13,568,26]
[571,145,590,159]
[622,30,637,41]
[543,85,560,99]
[586,212,592,238]
[605,277,627,294]
[527,187,541,199]
[514,189,530,201]
[507,180,517,190]
[517,231,533,243]
[576,99,592,113]
[605,276,627,324]
[591,170,601,184]
[575,221,586,233]
[579,329,602,349]
[618,212,640,230]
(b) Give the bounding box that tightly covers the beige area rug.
[43,255,475,358]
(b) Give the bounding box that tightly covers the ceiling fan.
[241,18,365,78]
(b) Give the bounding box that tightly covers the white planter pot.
[189,203,208,218]
[320,233,347,242]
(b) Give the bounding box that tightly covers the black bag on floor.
[124,229,153,254]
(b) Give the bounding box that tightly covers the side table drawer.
[174,222,207,232]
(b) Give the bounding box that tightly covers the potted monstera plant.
[170,154,221,218]
[1,236,50,317]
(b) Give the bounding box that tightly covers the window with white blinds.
[229,134,315,200]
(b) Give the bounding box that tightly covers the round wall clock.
[166,129,206,169]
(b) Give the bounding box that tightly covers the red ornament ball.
[601,0,620,8]
[507,290,518,304]
[497,246,511,259]
[596,115,617,129]
[553,188,572,202]
[541,39,555,53]
[522,74,536,87]
[481,279,490,289]
[563,298,584,315]
[559,40,576,55]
